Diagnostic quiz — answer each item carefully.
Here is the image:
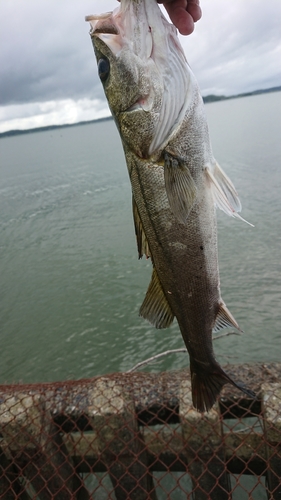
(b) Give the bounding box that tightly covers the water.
[0,92,280,384]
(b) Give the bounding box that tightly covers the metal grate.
[0,363,280,499]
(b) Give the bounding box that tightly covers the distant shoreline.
[1,85,280,138]
[202,85,281,103]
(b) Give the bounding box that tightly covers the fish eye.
[98,57,110,82]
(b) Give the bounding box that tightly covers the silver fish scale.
[127,150,219,364]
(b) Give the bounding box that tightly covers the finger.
[164,3,195,35]
[186,0,202,23]
[157,0,201,24]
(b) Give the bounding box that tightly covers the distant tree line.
[1,86,280,138]
[203,86,281,103]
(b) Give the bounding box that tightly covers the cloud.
[179,0,281,95]
[0,0,112,106]
[0,0,280,132]
[0,98,110,133]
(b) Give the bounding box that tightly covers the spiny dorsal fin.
[213,161,242,212]
[205,163,254,226]
[140,268,174,329]
[132,196,150,259]
[164,152,197,224]
[213,302,243,333]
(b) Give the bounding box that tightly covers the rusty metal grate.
[0,363,280,499]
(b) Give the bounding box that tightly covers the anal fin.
[213,302,243,333]
[164,152,197,224]
[140,268,174,329]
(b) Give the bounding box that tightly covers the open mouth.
[85,14,119,36]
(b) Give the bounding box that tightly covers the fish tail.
[190,359,256,412]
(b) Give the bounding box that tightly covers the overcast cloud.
[0,0,280,133]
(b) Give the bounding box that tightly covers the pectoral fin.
[164,152,197,224]
[213,302,243,333]
[132,196,150,259]
[140,268,174,329]
[206,162,254,226]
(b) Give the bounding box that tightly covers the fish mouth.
[85,13,119,36]
[85,12,122,55]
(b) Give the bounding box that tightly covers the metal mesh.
[0,363,280,499]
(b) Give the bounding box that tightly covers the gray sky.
[0,0,280,132]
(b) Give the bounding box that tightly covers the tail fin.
[190,360,256,412]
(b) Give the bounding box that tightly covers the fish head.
[88,21,160,158]
[86,0,191,158]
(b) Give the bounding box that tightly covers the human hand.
[157,0,202,35]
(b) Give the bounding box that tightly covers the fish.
[85,0,255,412]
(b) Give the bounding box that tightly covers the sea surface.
[0,92,280,384]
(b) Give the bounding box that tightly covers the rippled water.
[0,92,280,384]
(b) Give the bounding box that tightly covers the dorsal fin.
[132,196,150,259]
[140,268,174,329]
[213,302,243,333]
[164,152,197,224]
[205,162,254,227]
[212,161,242,212]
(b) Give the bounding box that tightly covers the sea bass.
[86,0,255,411]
